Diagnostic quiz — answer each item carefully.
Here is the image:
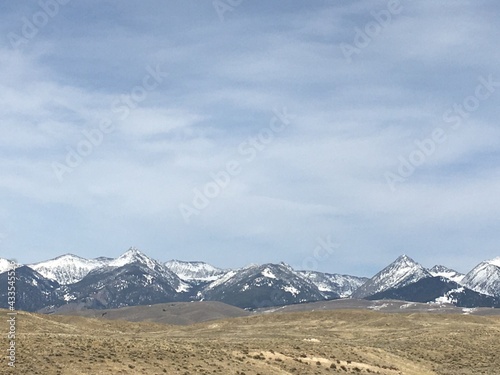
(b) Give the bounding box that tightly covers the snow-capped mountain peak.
[165,260,225,282]
[462,256,500,297]
[396,254,416,266]
[115,249,192,291]
[109,247,160,270]
[428,265,465,284]
[351,254,431,299]
[29,253,110,285]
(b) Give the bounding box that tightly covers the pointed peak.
[379,254,428,276]
[109,247,158,269]
[124,246,143,256]
[394,254,418,264]
[116,247,151,261]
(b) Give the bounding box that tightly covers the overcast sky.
[1,0,499,277]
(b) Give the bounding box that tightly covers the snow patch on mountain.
[488,257,500,267]
[0,258,16,274]
[261,267,277,279]
[204,270,238,291]
[432,287,465,304]
[62,291,77,302]
[283,285,300,296]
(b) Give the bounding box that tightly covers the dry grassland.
[1,308,499,374]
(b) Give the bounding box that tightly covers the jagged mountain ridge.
[297,270,368,298]
[1,250,500,312]
[30,254,111,285]
[201,263,328,309]
[165,259,226,283]
[428,265,465,284]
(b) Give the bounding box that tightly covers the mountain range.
[0,248,499,312]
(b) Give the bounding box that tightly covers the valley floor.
[2,309,500,374]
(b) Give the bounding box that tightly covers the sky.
[0,0,499,277]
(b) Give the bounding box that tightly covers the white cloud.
[0,1,499,275]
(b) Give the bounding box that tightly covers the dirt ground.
[2,308,499,374]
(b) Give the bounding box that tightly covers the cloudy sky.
[1,0,499,277]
